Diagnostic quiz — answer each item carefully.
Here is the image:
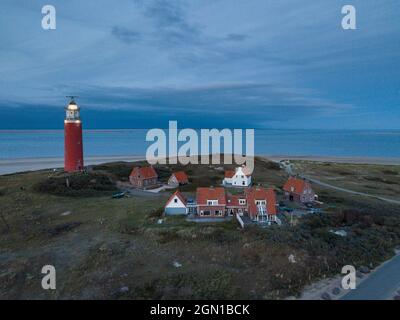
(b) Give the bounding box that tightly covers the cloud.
[0,0,399,129]
[139,0,201,45]
[225,33,248,42]
[25,81,349,129]
[111,26,141,44]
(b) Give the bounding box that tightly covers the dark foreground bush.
[132,270,240,299]
[34,172,117,197]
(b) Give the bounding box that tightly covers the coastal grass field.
[0,157,399,299]
[290,160,400,201]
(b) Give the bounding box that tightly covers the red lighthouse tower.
[64,96,84,172]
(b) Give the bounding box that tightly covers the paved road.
[304,176,400,205]
[341,254,400,300]
[276,159,400,299]
[277,160,400,205]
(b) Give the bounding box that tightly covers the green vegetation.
[0,158,399,299]
[291,161,400,201]
[34,172,117,197]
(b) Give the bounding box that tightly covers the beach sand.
[1,154,400,175]
[0,155,145,175]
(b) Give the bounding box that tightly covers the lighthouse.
[64,96,84,172]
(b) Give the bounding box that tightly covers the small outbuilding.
[168,171,189,186]
[164,191,188,215]
[129,166,158,188]
[283,177,315,203]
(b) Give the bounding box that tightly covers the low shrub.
[92,162,133,180]
[34,172,117,197]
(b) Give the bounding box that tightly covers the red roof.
[130,166,158,180]
[224,170,235,178]
[245,186,277,216]
[165,190,187,208]
[226,194,247,207]
[171,171,189,183]
[196,187,226,205]
[242,167,253,177]
[283,177,311,194]
[224,167,252,178]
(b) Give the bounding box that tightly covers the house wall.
[230,168,252,187]
[168,175,178,185]
[231,175,251,186]
[197,205,226,217]
[165,207,187,215]
[300,193,315,203]
[226,206,247,216]
[129,176,142,187]
[143,178,157,186]
[165,194,188,215]
[285,191,314,203]
[166,195,186,209]
[130,176,157,188]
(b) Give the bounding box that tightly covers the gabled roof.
[238,166,253,177]
[226,194,247,207]
[224,166,252,178]
[130,166,158,179]
[165,190,187,208]
[171,171,189,183]
[245,186,277,215]
[224,170,235,178]
[283,177,311,194]
[196,187,226,205]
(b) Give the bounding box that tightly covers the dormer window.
[207,200,218,205]
[239,199,246,205]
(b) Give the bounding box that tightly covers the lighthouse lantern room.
[64,96,84,172]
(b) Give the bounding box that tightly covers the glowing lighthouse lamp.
[64,96,84,172]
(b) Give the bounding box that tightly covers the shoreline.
[0,155,145,175]
[1,154,400,176]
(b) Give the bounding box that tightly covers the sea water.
[0,129,399,159]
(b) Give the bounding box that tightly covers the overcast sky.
[0,0,399,129]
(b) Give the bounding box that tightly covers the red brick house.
[245,186,277,223]
[191,186,278,223]
[283,177,315,203]
[168,171,189,186]
[129,166,158,188]
[196,187,227,217]
[226,194,248,216]
[163,185,279,224]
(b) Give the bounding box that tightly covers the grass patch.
[34,172,117,197]
[132,270,240,299]
[1,157,400,300]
